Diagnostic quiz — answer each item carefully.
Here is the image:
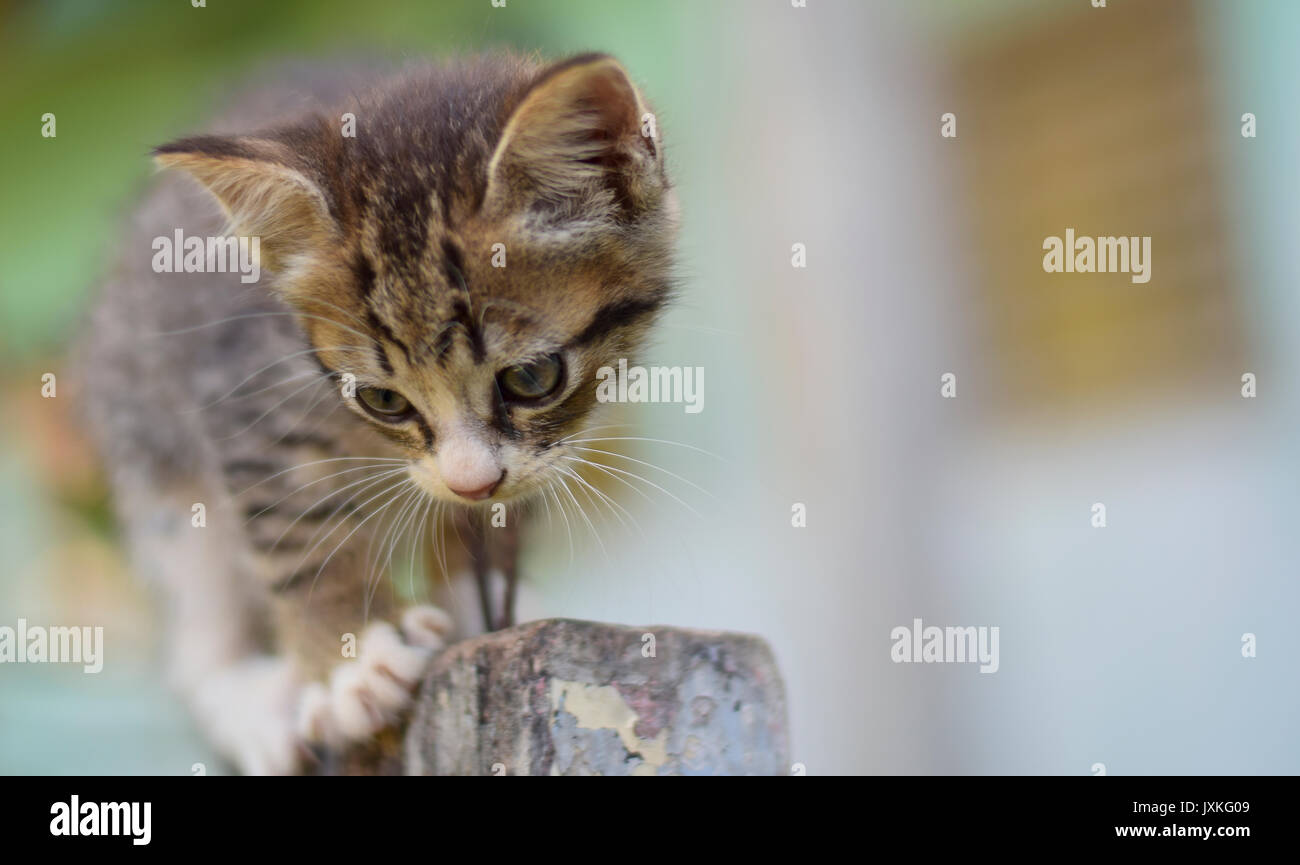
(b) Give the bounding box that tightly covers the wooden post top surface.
[317,618,789,776]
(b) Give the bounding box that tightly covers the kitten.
[81,53,677,774]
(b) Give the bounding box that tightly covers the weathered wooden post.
[317,618,790,775]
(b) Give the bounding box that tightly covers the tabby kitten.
[82,53,676,774]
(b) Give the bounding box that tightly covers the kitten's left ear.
[485,54,665,223]
[153,135,337,274]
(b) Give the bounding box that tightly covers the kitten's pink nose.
[446,472,504,501]
[437,435,504,501]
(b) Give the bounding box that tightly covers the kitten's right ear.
[484,54,665,225]
[153,135,337,273]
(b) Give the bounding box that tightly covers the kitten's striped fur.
[82,53,676,773]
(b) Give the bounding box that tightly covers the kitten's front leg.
[266,547,452,761]
[498,512,521,629]
[120,485,307,775]
[453,507,521,631]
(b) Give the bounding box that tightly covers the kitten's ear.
[485,54,664,223]
[153,135,336,273]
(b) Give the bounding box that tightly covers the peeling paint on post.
[404,618,789,776]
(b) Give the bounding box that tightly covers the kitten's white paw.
[297,606,451,748]
[401,604,454,649]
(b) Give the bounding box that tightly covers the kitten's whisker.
[567,445,715,500]
[290,467,410,554]
[566,456,658,510]
[303,474,411,600]
[193,370,318,409]
[561,456,702,519]
[191,344,369,412]
[556,464,609,527]
[273,467,409,557]
[434,501,453,594]
[244,461,411,524]
[270,391,344,447]
[214,375,333,441]
[362,486,410,609]
[289,313,375,344]
[152,310,372,344]
[369,485,424,607]
[558,463,643,541]
[234,456,408,497]
[433,502,471,628]
[358,487,391,592]
[546,481,575,569]
[361,479,410,596]
[389,489,429,601]
[295,295,373,331]
[540,483,555,534]
[266,374,342,446]
[289,471,410,601]
[554,472,608,562]
[414,498,434,602]
[310,479,413,615]
[407,495,434,601]
[560,436,725,462]
[553,422,632,445]
[565,461,645,525]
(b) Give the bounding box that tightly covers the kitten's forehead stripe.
[431,325,457,364]
[570,296,665,347]
[375,177,433,264]
[363,309,399,375]
[441,239,467,284]
[450,300,486,363]
[350,253,377,298]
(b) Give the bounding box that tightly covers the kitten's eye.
[498,354,564,403]
[356,386,412,419]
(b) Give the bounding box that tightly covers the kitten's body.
[82,55,675,773]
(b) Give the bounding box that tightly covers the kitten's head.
[156,53,676,504]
